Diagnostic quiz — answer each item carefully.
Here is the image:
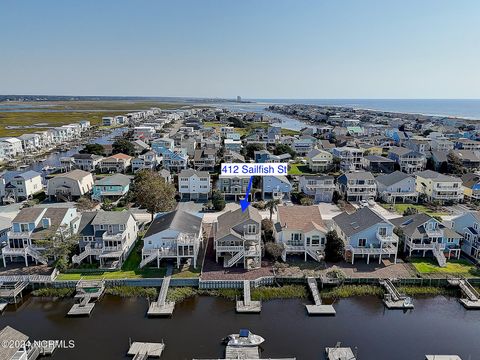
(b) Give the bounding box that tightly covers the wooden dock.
[67,279,105,316]
[425,356,462,360]
[147,276,175,316]
[128,341,165,359]
[0,302,7,312]
[236,280,261,313]
[305,277,335,315]
[448,278,480,309]
[0,281,29,303]
[379,279,414,309]
[326,343,357,360]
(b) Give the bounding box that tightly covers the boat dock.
[147,276,175,316]
[236,280,261,313]
[305,277,335,315]
[127,341,165,359]
[0,281,29,303]
[448,278,480,309]
[67,279,105,316]
[379,279,414,309]
[325,344,357,360]
[425,356,462,360]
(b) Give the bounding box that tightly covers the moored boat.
[223,329,265,347]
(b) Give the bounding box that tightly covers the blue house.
[254,150,272,163]
[151,138,175,155]
[262,176,292,201]
[333,207,398,264]
[391,213,462,266]
[448,211,480,260]
[92,173,131,202]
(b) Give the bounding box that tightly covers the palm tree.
[266,199,280,222]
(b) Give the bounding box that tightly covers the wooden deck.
[425,356,462,360]
[0,281,29,303]
[128,342,165,358]
[236,280,261,313]
[67,279,105,316]
[305,277,335,315]
[448,278,480,309]
[67,302,95,316]
[148,276,175,316]
[379,279,414,309]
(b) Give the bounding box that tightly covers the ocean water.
[255,99,480,119]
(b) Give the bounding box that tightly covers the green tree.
[101,198,114,211]
[265,241,284,262]
[325,230,345,263]
[76,197,97,211]
[300,197,314,206]
[262,219,274,242]
[245,143,265,160]
[36,232,80,271]
[112,138,135,156]
[212,190,226,211]
[403,207,418,216]
[447,152,464,175]
[133,170,176,221]
[80,143,105,156]
[229,117,246,128]
[273,144,296,159]
[265,199,280,222]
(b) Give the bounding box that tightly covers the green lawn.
[410,258,480,277]
[381,203,448,218]
[171,267,201,278]
[57,237,167,280]
[281,128,300,136]
[288,163,312,175]
[203,121,223,128]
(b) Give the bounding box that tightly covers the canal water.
[0,295,479,359]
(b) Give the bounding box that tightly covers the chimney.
[42,218,51,229]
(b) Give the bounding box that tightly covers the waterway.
[0,294,479,359]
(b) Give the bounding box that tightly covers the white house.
[140,210,203,268]
[376,171,418,203]
[0,170,43,203]
[0,138,23,159]
[415,170,463,203]
[178,169,211,200]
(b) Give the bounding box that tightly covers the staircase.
[459,279,480,301]
[380,279,403,301]
[433,244,447,267]
[225,249,244,267]
[25,246,48,265]
[306,247,324,262]
[139,250,158,268]
[72,245,102,265]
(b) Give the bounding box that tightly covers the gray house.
[262,176,292,201]
[376,171,418,203]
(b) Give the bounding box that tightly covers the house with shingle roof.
[332,207,398,264]
[0,170,43,203]
[391,213,461,265]
[387,146,426,174]
[92,173,131,202]
[306,148,333,172]
[461,173,480,200]
[0,326,29,360]
[140,210,203,268]
[274,205,328,262]
[214,206,262,269]
[415,170,463,203]
[262,176,292,201]
[337,171,376,202]
[2,206,80,267]
[46,169,94,201]
[99,153,133,173]
[178,169,211,200]
[73,210,138,268]
[376,171,418,203]
[447,211,480,260]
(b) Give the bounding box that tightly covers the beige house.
[274,205,327,262]
[46,169,94,201]
[306,149,333,172]
[415,170,463,203]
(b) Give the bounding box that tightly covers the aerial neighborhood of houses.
[2,102,480,288]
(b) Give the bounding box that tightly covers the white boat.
[223,330,265,347]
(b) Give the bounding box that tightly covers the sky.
[1,0,479,99]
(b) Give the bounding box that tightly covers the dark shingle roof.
[333,207,387,237]
[216,207,262,240]
[144,210,202,238]
[376,171,412,187]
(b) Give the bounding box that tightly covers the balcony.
[244,233,260,241]
[7,230,32,238]
[216,245,244,252]
[102,232,126,242]
[376,233,398,243]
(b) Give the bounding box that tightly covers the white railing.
[347,245,397,255]
[226,250,244,267]
[216,245,244,252]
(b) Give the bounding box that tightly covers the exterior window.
[119,224,125,231]
[246,224,256,234]
[358,238,367,247]
[311,235,320,245]
[378,227,387,236]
